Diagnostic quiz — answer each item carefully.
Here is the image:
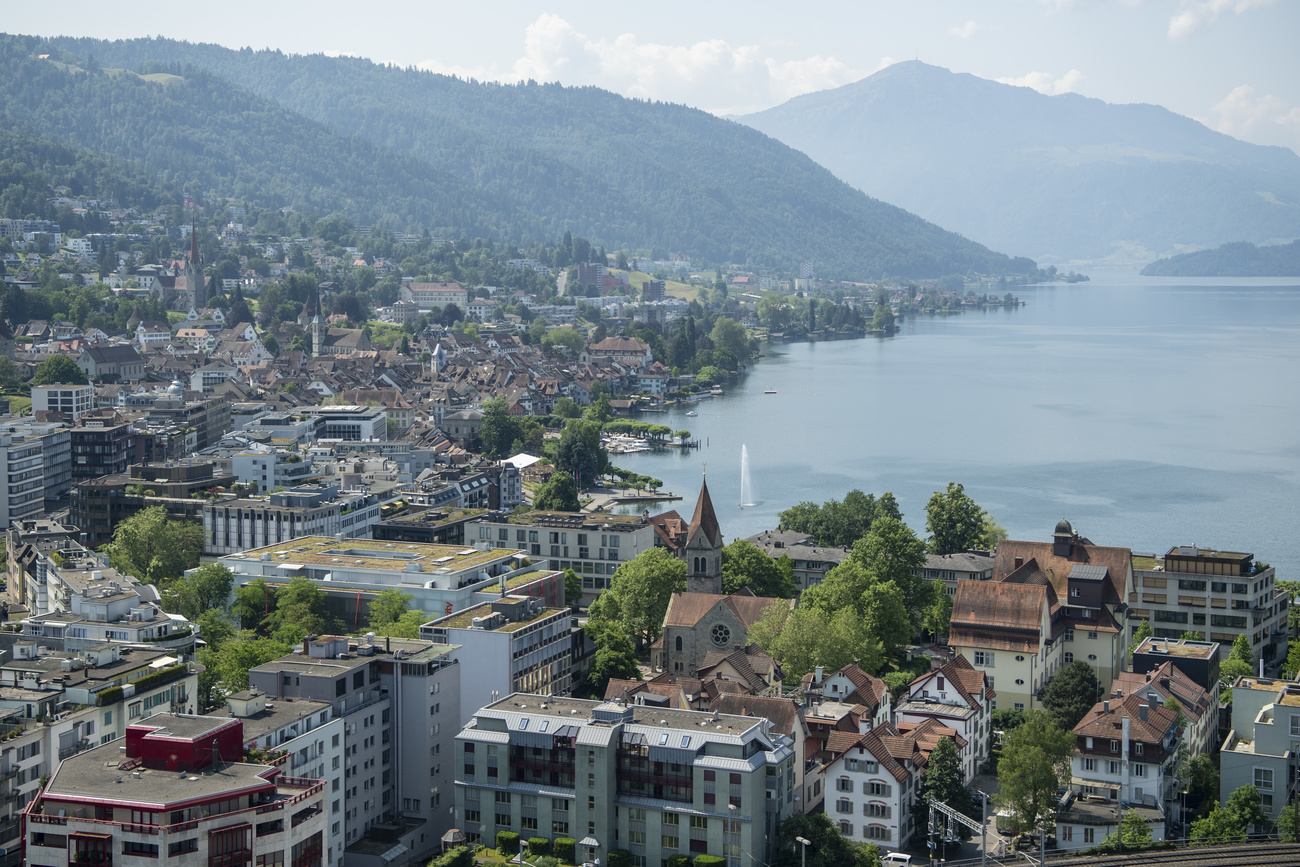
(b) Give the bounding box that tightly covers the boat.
[710,385,723,395]
[685,411,697,417]
[764,388,777,394]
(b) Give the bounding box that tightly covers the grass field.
[609,269,701,302]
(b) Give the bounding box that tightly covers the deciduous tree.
[925,482,997,555]
[32,354,88,385]
[601,548,686,648]
[721,539,793,598]
[533,471,580,512]
[995,710,1074,837]
[162,563,235,622]
[105,506,204,585]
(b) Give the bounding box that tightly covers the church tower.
[187,220,206,310]
[683,474,724,594]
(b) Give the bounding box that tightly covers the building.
[1131,545,1286,669]
[0,419,73,509]
[1221,675,1300,827]
[657,592,792,678]
[69,459,237,547]
[302,406,388,442]
[1111,658,1216,757]
[745,530,849,592]
[918,550,996,597]
[31,384,93,421]
[373,508,487,546]
[75,344,145,381]
[1057,692,1180,849]
[402,281,468,310]
[420,595,574,725]
[0,433,45,529]
[822,725,926,853]
[70,414,137,481]
[1131,637,1221,700]
[468,510,661,604]
[218,536,559,625]
[455,695,797,867]
[249,635,461,866]
[233,447,320,493]
[895,655,995,783]
[201,482,399,556]
[23,713,327,867]
[949,520,1134,712]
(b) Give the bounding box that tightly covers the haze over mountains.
[0,34,1040,281]
[740,61,1300,266]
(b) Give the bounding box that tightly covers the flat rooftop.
[224,536,513,572]
[1235,677,1283,693]
[43,744,279,809]
[896,699,977,720]
[492,511,650,529]
[425,600,567,632]
[134,713,235,740]
[251,638,458,677]
[1135,638,1219,659]
[480,694,763,738]
[211,698,332,740]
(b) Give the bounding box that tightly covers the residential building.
[23,713,327,867]
[402,281,468,310]
[31,384,93,420]
[218,535,560,624]
[372,508,487,546]
[821,725,924,853]
[744,529,848,592]
[895,655,995,783]
[201,482,400,556]
[917,550,996,597]
[1132,637,1222,701]
[0,432,45,529]
[469,510,661,604]
[0,419,73,509]
[949,520,1134,712]
[1058,692,1180,849]
[1221,676,1300,827]
[233,446,320,493]
[1130,545,1286,669]
[249,635,461,866]
[455,695,797,866]
[1111,659,1216,757]
[69,459,236,547]
[420,595,573,725]
[70,413,138,481]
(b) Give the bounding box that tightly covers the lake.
[612,275,1300,579]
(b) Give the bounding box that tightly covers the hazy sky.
[12,1,1300,153]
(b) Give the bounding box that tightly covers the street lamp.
[795,836,810,867]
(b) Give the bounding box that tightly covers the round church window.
[711,624,731,647]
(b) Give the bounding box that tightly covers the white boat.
[764,388,777,394]
[685,411,697,417]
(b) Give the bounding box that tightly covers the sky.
[10,0,1300,154]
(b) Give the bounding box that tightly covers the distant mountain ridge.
[0,34,1039,280]
[1141,240,1300,276]
[739,61,1300,265]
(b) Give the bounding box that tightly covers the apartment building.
[23,713,327,867]
[69,459,237,547]
[469,510,660,604]
[0,419,73,509]
[0,432,45,529]
[456,695,797,867]
[420,595,574,725]
[1057,692,1180,849]
[249,635,461,866]
[822,724,929,854]
[744,530,848,592]
[202,482,400,556]
[1130,545,1287,669]
[31,384,93,421]
[895,655,995,783]
[69,414,138,481]
[918,550,996,597]
[1221,676,1300,827]
[233,447,320,492]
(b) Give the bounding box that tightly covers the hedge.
[429,847,473,867]
[553,837,575,863]
[607,850,632,867]
[528,837,550,856]
[693,857,726,867]
[496,831,520,855]
[667,857,691,867]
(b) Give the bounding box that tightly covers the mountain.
[739,61,1300,265]
[1141,240,1300,276]
[1,34,1038,280]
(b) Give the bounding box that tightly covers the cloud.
[1167,0,1277,39]
[1207,84,1300,153]
[418,14,869,115]
[996,69,1086,95]
[949,21,980,39]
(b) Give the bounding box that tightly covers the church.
[653,476,795,677]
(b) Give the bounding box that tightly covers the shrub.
[495,831,520,855]
[429,847,474,867]
[607,850,633,867]
[528,837,550,856]
[668,856,691,867]
[552,837,576,863]
[693,857,726,867]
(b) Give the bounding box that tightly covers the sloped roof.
[949,580,1047,652]
[1074,692,1180,743]
[994,535,1132,608]
[710,693,806,739]
[1110,661,1210,724]
[687,477,721,548]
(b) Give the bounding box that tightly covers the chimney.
[1139,704,1148,723]
[1115,688,1123,698]
[814,666,824,685]
[303,637,310,656]
[1148,693,1158,710]
[1103,700,1109,713]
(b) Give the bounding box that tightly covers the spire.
[687,474,721,548]
[189,219,199,266]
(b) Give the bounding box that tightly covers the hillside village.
[0,202,1289,867]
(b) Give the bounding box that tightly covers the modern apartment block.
[0,432,45,528]
[1130,545,1287,669]
[249,635,461,867]
[468,511,661,604]
[455,695,797,867]
[23,713,327,867]
[201,482,400,556]
[420,595,574,725]
[30,384,93,420]
[1221,675,1300,826]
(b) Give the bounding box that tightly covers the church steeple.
[188,219,206,309]
[684,472,723,594]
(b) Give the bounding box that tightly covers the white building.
[31,384,93,421]
[895,655,995,784]
[232,446,321,492]
[823,726,922,854]
[201,482,399,556]
[0,433,44,529]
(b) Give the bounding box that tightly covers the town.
[0,202,1288,867]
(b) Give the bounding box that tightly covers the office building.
[31,384,93,421]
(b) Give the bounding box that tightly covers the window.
[839,821,853,836]
[1255,768,1274,791]
[1061,826,1073,842]
[662,835,679,849]
[864,803,891,819]
[1292,715,1300,737]
[974,651,995,667]
[1083,758,1095,771]
[1065,628,1075,641]
[868,781,891,797]
[1134,764,1146,777]
[1134,742,1143,755]
[837,777,853,793]
[1109,761,1120,774]
[1083,828,1095,843]
[1064,652,1074,664]
[1110,740,1119,753]
[1014,703,1025,712]
[836,799,853,814]
[866,826,889,841]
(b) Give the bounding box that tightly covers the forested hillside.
[1141,240,1300,276]
[5,33,1039,279]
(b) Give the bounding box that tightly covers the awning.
[578,836,600,848]
[380,844,408,863]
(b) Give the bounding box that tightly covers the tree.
[925,482,996,555]
[848,516,930,616]
[1230,633,1254,666]
[555,419,605,485]
[105,506,204,584]
[534,471,580,512]
[563,569,583,610]
[922,590,952,639]
[1041,660,1103,729]
[721,539,793,598]
[772,812,881,867]
[261,333,279,356]
[232,578,277,634]
[210,631,293,695]
[554,397,581,419]
[583,617,640,694]
[1226,783,1268,833]
[541,326,585,354]
[914,736,978,849]
[478,396,521,459]
[367,588,415,630]
[1190,802,1245,846]
[1099,810,1153,851]
[747,599,881,681]
[709,316,750,362]
[32,354,88,385]
[599,548,686,648]
[1127,619,1152,656]
[995,710,1074,837]
[162,563,235,622]
[266,576,336,641]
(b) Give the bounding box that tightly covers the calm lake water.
[613,275,1300,578]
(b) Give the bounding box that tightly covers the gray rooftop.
[478,694,766,740]
[43,746,279,809]
[211,699,333,741]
